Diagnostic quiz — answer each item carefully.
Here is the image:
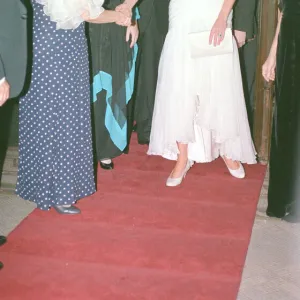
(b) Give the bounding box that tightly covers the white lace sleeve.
[36,0,105,30]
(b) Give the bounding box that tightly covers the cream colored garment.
[148,0,256,164]
[36,0,105,29]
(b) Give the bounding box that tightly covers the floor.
[1,156,300,300]
[237,173,300,300]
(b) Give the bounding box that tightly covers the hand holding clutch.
[209,17,227,46]
[188,28,233,58]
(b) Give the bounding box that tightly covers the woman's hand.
[81,10,92,21]
[126,23,139,48]
[234,30,246,48]
[81,10,130,26]
[116,0,138,18]
[115,3,132,20]
[209,17,227,46]
[262,55,276,82]
[115,11,131,27]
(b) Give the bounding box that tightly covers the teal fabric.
[92,12,139,150]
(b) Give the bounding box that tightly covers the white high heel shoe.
[222,156,245,179]
[166,160,194,187]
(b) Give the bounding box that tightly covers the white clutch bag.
[188,28,233,58]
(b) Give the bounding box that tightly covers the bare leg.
[170,142,188,178]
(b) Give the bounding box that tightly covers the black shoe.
[266,210,286,219]
[0,236,6,246]
[0,261,3,270]
[100,161,114,170]
[53,205,81,215]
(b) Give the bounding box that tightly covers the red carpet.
[0,136,266,300]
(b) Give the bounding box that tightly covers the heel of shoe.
[166,160,193,187]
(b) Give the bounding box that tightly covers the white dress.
[147,0,257,164]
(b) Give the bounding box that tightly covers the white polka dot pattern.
[16,1,96,210]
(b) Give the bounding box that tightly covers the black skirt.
[267,5,300,217]
[89,0,138,160]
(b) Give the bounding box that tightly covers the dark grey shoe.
[53,205,81,215]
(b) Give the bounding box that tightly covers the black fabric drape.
[267,0,300,217]
[133,0,170,144]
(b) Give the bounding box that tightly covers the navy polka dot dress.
[16,1,96,210]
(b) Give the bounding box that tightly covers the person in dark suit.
[0,0,29,182]
[0,0,28,269]
[133,0,170,145]
[0,0,28,106]
[233,0,258,134]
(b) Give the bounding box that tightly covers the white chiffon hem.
[147,124,257,164]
